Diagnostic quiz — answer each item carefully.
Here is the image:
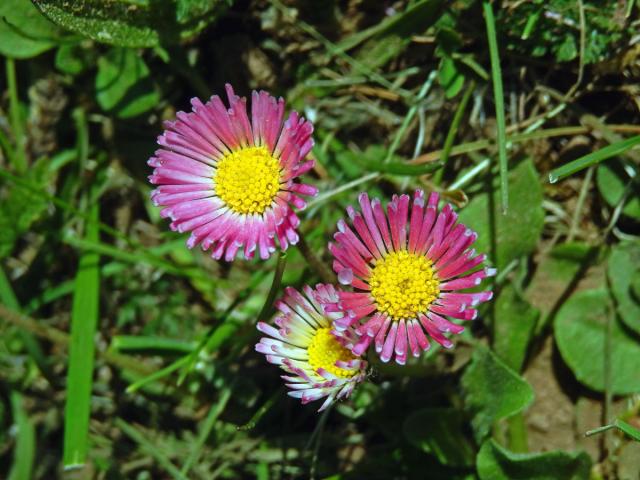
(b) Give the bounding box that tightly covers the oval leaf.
[461,345,534,442]
[403,408,475,467]
[554,289,640,394]
[477,439,591,480]
[608,242,640,334]
[458,159,544,270]
[0,0,63,58]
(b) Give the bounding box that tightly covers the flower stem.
[256,250,288,323]
[297,232,335,284]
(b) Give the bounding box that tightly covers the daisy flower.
[256,284,367,411]
[148,84,318,261]
[324,191,495,365]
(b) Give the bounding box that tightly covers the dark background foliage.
[1,0,640,479]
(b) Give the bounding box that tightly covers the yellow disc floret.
[214,146,281,214]
[369,249,439,320]
[307,328,357,378]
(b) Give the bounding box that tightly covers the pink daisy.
[148,84,318,261]
[323,191,496,365]
[256,284,367,411]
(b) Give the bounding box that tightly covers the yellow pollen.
[307,328,357,378]
[214,145,281,214]
[369,249,440,321]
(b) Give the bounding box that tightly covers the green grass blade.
[434,79,476,184]
[0,266,53,383]
[586,418,640,442]
[63,199,100,469]
[440,80,476,168]
[615,419,640,442]
[125,355,191,393]
[180,385,234,475]
[115,418,189,480]
[8,392,35,480]
[483,0,509,213]
[112,335,196,354]
[549,135,640,183]
[5,58,27,173]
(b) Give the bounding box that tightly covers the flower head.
[256,284,367,411]
[148,84,318,261]
[324,191,495,365]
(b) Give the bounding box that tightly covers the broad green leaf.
[477,439,591,480]
[493,285,539,372]
[596,160,640,219]
[33,0,229,48]
[462,345,534,442]
[608,242,640,334]
[33,0,160,47]
[458,159,544,271]
[95,48,159,118]
[0,0,63,58]
[554,289,640,394]
[403,408,475,467]
[526,242,598,325]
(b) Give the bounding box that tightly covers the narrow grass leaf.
[8,392,35,480]
[483,0,509,213]
[616,419,640,442]
[586,419,640,442]
[0,266,52,381]
[112,335,196,354]
[63,200,100,468]
[115,418,189,480]
[181,385,234,475]
[549,135,640,183]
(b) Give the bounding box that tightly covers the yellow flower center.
[369,249,440,320]
[307,328,357,378]
[214,146,281,214]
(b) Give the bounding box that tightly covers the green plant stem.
[507,413,528,453]
[5,58,27,173]
[434,79,476,184]
[306,172,379,209]
[603,287,614,459]
[385,71,437,163]
[237,387,283,431]
[257,250,289,322]
[483,0,509,213]
[567,166,594,241]
[296,232,335,284]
